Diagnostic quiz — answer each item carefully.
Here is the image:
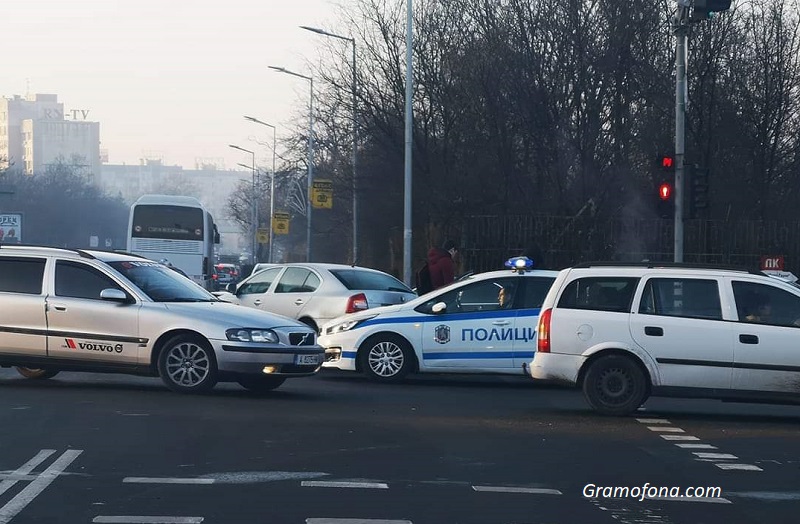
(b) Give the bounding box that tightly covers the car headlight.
[327,315,377,335]
[226,328,279,343]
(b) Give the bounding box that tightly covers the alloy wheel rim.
[166,342,210,387]
[368,341,404,377]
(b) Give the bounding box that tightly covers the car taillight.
[212,273,218,280]
[346,293,368,314]
[537,308,552,353]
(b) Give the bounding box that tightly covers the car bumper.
[529,352,584,386]
[211,340,325,377]
[318,333,358,371]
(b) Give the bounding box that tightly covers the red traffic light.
[659,183,672,201]
[661,156,674,168]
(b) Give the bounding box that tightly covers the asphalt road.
[0,367,798,524]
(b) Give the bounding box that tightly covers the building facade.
[0,93,100,176]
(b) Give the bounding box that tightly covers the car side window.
[276,267,316,293]
[638,278,722,320]
[418,277,521,314]
[520,277,556,309]
[732,281,800,328]
[238,267,281,295]
[0,257,46,294]
[55,261,122,300]
[557,277,639,313]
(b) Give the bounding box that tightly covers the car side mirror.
[432,302,447,313]
[100,288,129,302]
[226,283,237,293]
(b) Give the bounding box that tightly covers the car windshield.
[109,260,217,302]
[330,269,413,293]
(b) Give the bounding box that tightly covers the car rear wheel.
[158,335,218,393]
[16,367,59,379]
[582,354,649,416]
[359,335,414,383]
[238,376,286,394]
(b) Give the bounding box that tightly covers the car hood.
[163,301,305,329]
[322,302,411,330]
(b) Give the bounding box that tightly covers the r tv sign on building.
[0,213,22,243]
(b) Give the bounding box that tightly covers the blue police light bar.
[505,256,535,272]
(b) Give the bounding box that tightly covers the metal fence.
[461,215,800,274]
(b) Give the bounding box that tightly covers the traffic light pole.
[673,7,689,263]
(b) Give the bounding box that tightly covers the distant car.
[214,263,417,333]
[0,245,324,394]
[318,257,558,382]
[212,263,239,290]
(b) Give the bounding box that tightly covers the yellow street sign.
[257,228,269,244]
[311,179,333,209]
[273,212,290,235]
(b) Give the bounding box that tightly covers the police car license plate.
[295,354,320,365]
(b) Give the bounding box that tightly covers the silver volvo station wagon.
[0,245,324,394]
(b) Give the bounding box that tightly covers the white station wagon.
[529,262,800,415]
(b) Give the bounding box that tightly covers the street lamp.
[229,144,257,265]
[403,0,414,286]
[269,65,314,262]
[244,116,277,263]
[300,25,359,264]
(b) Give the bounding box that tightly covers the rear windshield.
[330,269,412,293]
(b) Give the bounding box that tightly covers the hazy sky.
[2,0,346,170]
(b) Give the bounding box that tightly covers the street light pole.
[269,66,314,262]
[244,116,277,263]
[300,25,358,264]
[403,0,414,286]
[673,6,689,263]
[229,144,257,264]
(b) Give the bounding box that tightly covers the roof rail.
[571,261,760,274]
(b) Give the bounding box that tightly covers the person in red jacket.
[427,239,458,290]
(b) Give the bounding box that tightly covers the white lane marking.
[0,449,82,524]
[0,450,57,498]
[306,520,412,524]
[93,518,204,524]
[636,418,670,424]
[0,475,37,482]
[726,491,800,501]
[302,481,388,489]
[693,452,738,460]
[647,426,685,433]
[123,477,215,485]
[660,435,700,441]
[715,463,763,471]
[472,486,562,495]
[675,443,717,449]
[646,496,732,504]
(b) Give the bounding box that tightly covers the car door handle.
[253,299,262,306]
[51,304,67,312]
[644,326,663,336]
[739,334,759,344]
[294,299,305,305]
[492,320,510,326]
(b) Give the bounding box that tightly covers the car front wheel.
[16,367,59,379]
[358,335,414,383]
[158,335,218,393]
[582,354,649,416]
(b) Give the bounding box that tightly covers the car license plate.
[295,354,320,365]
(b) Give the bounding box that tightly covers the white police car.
[318,258,558,382]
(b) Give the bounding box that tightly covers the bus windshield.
[131,205,204,241]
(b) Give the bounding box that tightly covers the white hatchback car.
[529,262,800,415]
[319,257,558,382]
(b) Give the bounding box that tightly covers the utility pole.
[673,5,689,263]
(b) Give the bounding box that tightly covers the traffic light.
[688,166,709,218]
[657,182,675,219]
[691,0,732,21]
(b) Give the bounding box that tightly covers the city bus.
[127,195,220,289]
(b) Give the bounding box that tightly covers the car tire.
[238,376,286,394]
[358,334,414,383]
[157,335,218,394]
[582,354,649,416]
[15,367,59,380]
